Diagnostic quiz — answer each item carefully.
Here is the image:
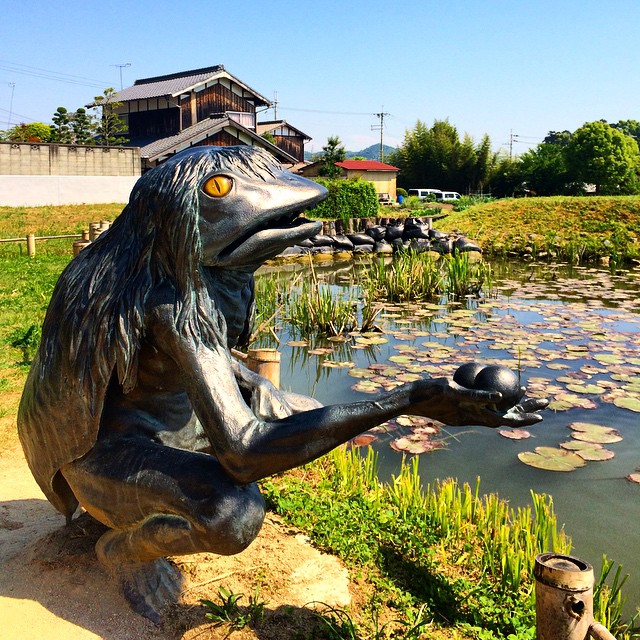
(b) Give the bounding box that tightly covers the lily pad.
[350,433,378,447]
[390,434,442,455]
[612,396,640,412]
[626,473,640,484]
[518,447,586,471]
[497,428,531,440]
[560,441,615,461]
[348,368,375,379]
[568,422,623,444]
[355,335,388,345]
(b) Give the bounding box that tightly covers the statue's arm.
[150,305,546,484]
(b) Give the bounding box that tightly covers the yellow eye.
[203,175,233,197]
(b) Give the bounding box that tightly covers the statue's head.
[128,145,326,273]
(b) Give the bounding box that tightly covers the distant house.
[111,65,312,170]
[256,121,310,163]
[298,159,400,199]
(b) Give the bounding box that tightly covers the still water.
[258,257,640,612]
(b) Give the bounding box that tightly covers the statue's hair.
[37,145,282,407]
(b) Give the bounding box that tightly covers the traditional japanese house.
[111,65,312,170]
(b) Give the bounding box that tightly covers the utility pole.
[273,91,279,120]
[509,129,519,160]
[111,63,131,90]
[7,82,15,129]
[372,108,390,162]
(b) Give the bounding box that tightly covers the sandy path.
[0,444,352,639]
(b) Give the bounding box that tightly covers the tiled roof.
[140,117,227,159]
[113,65,270,106]
[139,116,297,165]
[336,160,399,171]
[256,120,310,139]
[114,66,226,102]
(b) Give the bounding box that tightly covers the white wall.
[0,175,139,206]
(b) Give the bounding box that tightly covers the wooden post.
[246,348,281,389]
[535,554,595,640]
[73,240,91,256]
[26,233,36,257]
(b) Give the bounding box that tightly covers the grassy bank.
[439,196,640,263]
[262,449,635,639]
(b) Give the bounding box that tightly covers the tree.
[566,121,640,195]
[50,107,73,143]
[318,135,346,178]
[92,88,128,146]
[2,122,52,142]
[519,137,573,196]
[71,108,95,145]
[395,119,496,193]
[611,119,640,145]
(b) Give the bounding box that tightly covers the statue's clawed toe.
[120,558,184,623]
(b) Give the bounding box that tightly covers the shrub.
[308,178,378,223]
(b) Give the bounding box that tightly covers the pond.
[256,257,640,614]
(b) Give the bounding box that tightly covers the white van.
[407,188,442,199]
[435,191,461,201]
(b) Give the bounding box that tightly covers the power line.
[279,105,376,116]
[0,59,111,89]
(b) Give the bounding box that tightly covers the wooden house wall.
[194,130,241,148]
[196,83,255,121]
[273,135,304,162]
[181,97,192,129]
[129,108,180,139]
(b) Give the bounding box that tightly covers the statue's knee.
[198,485,266,555]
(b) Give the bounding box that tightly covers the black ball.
[473,365,522,411]
[453,362,484,389]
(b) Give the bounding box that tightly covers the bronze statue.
[17,146,547,622]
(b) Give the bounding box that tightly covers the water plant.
[444,250,493,299]
[286,258,359,337]
[363,250,444,302]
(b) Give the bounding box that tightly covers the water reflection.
[255,257,640,614]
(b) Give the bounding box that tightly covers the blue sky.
[1,0,638,155]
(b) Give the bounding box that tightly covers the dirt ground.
[0,441,355,640]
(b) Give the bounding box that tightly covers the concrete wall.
[0,142,141,176]
[0,175,139,206]
[0,142,141,206]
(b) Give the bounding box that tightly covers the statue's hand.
[404,377,548,428]
[251,378,323,420]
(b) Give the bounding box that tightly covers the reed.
[263,448,638,638]
[363,250,444,302]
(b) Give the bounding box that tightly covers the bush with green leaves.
[308,178,378,223]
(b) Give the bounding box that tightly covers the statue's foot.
[96,522,187,623]
[119,557,183,623]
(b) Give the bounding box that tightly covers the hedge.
[307,178,378,223]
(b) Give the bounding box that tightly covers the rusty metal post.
[535,553,595,640]
[26,233,36,257]
[246,348,281,389]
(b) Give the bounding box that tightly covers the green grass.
[439,195,640,263]
[0,254,70,450]
[262,448,640,639]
